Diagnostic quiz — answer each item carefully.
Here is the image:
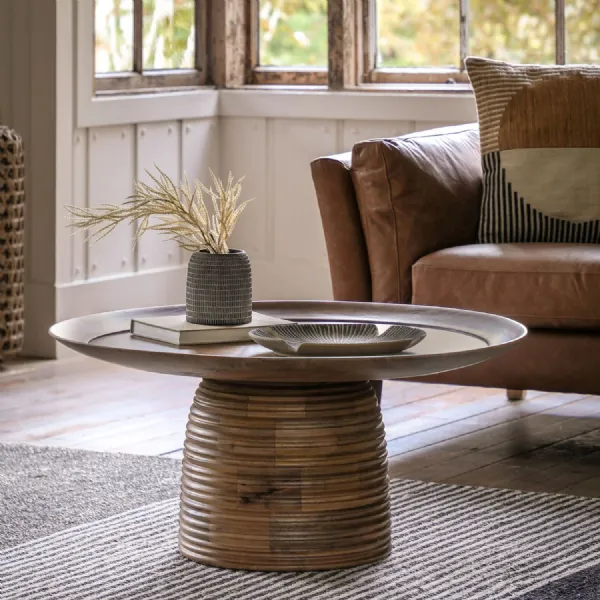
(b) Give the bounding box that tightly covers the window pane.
[259,0,328,67]
[470,0,555,64]
[143,0,196,70]
[95,0,134,73]
[566,0,600,63]
[377,0,459,68]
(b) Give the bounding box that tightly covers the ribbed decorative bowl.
[249,323,426,357]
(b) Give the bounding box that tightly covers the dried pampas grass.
[66,167,251,254]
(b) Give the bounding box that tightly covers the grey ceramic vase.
[186,249,252,326]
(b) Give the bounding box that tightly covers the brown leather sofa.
[312,124,600,397]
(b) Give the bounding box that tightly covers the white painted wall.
[222,91,478,302]
[0,1,478,357]
[56,117,220,326]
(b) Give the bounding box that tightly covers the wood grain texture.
[49,301,527,382]
[328,0,357,89]
[210,0,246,87]
[251,68,328,86]
[179,379,390,570]
[2,357,600,499]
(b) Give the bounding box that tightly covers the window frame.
[93,0,572,93]
[94,0,208,94]
[241,0,570,88]
[245,0,328,86]
[362,0,568,85]
[360,0,470,85]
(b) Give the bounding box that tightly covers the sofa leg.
[507,389,526,402]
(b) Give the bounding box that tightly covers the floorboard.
[1,356,599,498]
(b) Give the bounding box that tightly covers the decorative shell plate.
[249,323,427,357]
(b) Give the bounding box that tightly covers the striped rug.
[2,478,600,600]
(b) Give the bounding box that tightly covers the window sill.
[76,84,475,129]
[220,87,477,122]
[227,83,472,93]
[77,87,219,129]
[95,84,213,98]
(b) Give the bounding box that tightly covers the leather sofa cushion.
[351,124,482,304]
[412,243,600,330]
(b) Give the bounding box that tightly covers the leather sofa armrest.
[351,124,483,304]
[311,153,372,302]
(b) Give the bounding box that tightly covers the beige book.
[130,312,290,346]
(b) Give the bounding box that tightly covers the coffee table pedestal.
[179,379,391,571]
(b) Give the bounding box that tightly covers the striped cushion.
[466,57,600,244]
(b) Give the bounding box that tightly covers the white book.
[130,312,291,346]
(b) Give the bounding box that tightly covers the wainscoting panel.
[222,117,268,260]
[181,117,220,264]
[181,118,219,185]
[72,128,88,282]
[87,125,135,279]
[341,120,414,152]
[271,119,336,265]
[136,121,181,271]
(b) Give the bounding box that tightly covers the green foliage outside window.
[259,0,328,66]
[143,0,195,70]
[95,0,600,76]
[95,0,195,73]
[259,0,600,68]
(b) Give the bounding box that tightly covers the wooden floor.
[2,356,600,498]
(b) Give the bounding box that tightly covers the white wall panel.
[181,118,220,263]
[251,259,333,301]
[181,118,219,184]
[272,119,336,265]
[136,121,181,271]
[222,117,268,260]
[88,125,135,278]
[342,120,413,152]
[72,129,88,281]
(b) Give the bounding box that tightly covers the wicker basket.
[0,126,25,360]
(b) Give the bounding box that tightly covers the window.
[248,0,329,84]
[364,0,595,85]
[94,0,206,93]
[93,0,600,91]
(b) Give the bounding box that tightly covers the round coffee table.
[50,300,526,572]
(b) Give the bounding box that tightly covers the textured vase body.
[186,249,252,326]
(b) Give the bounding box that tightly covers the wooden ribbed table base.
[179,379,391,571]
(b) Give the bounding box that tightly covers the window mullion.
[196,0,208,81]
[459,0,469,70]
[133,0,143,74]
[363,0,376,74]
[329,0,358,89]
[248,0,260,74]
[555,0,566,64]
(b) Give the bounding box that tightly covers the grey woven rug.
[1,444,600,600]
